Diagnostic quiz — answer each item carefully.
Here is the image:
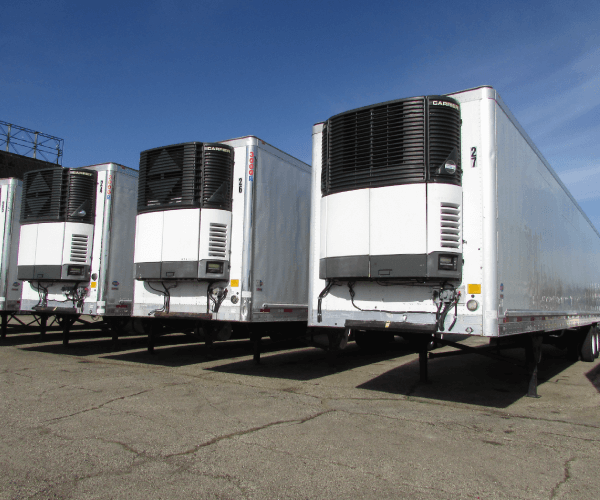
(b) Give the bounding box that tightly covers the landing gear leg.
[1,313,8,339]
[147,322,156,354]
[526,334,543,398]
[40,315,48,336]
[61,315,79,346]
[252,333,261,365]
[419,348,428,383]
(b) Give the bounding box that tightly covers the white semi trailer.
[132,137,311,354]
[18,163,138,344]
[308,86,600,396]
[0,178,23,338]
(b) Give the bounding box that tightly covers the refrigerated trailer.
[308,86,600,396]
[132,136,311,353]
[0,178,23,337]
[18,163,138,343]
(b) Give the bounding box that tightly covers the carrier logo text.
[431,100,459,111]
[206,146,231,153]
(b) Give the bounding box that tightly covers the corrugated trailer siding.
[495,100,600,315]
[251,145,311,314]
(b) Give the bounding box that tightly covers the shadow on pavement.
[1,330,65,346]
[357,344,578,408]
[18,329,141,355]
[102,336,311,367]
[207,340,417,381]
[585,363,600,392]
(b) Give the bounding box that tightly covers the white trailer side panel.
[0,179,23,311]
[249,144,311,319]
[491,94,600,334]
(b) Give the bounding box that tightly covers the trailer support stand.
[419,348,428,383]
[145,320,159,354]
[61,316,78,346]
[109,317,127,349]
[526,334,543,398]
[252,334,261,365]
[1,312,8,339]
[205,336,214,359]
[40,315,48,336]
[326,331,339,368]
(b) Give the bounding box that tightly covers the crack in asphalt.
[549,456,575,499]
[43,389,152,423]
[212,438,467,499]
[166,409,336,458]
[169,466,251,499]
[541,431,600,443]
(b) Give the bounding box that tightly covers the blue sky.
[2,0,599,225]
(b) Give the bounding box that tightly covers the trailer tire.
[580,326,596,362]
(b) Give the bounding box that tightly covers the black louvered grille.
[20,167,65,224]
[321,96,461,196]
[428,98,462,185]
[21,167,98,224]
[322,98,426,196]
[138,143,199,213]
[201,145,233,210]
[65,171,97,224]
[321,124,328,194]
[138,142,233,214]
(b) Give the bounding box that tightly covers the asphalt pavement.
[1,320,599,499]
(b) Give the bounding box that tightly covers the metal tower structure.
[0,120,63,165]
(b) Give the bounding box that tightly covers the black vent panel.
[138,143,198,212]
[321,124,328,194]
[21,167,97,224]
[21,167,64,223]
[65,170,97,224]
[428,97,462,185]
[201,145,234,211]
[322,97,426,196]
[321,95,461,196]
[138,142,233,214]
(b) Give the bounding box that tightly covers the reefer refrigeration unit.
[309,86,600,395]
[0,178,23,337]
[18,163,138,342]
[132,137,311,352]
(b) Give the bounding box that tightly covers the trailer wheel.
[580,326,596,362]
[593,328,599,359]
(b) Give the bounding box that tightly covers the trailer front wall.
[307,122,483,333]
[131,143,247,320]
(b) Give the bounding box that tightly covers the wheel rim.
[594,331,600,358]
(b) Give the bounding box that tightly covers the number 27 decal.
[471,147,477,168]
